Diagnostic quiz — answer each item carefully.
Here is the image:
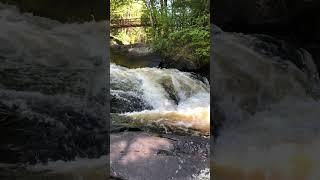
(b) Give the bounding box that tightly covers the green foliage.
[110,0,147,44]
[113,28,147,44]
[111,0,210,66]
[110,0,145,20]
[151,26,209,64]
[143,0,210,65]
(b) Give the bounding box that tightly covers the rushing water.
[0,2,210,179]
[111,62,210,134]
[110,57,210,179]
[0,3,106,69]
[0,3,108,179]
[0,1,210,134]
[212,24,320,179]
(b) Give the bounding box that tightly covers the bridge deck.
[111,18,150,28]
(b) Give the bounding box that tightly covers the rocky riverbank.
[110,42,210,179]
[110,132,209,180]
[110,110,210,180]
[110,42,210,79]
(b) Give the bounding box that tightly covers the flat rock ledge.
[110,132,210,180]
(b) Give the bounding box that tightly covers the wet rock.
[111,94,152,113]
[159,76,180,105]
[110,46,163,68]
[111,44,153,57]
[158,55,210,80]
[110,132,209,180]
[0,91,108,164]
[159,56,199,73]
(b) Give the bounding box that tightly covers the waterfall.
[212,25,320,178]
[0,2,106,69]
[111,63,210,133]
[0,2,108,166]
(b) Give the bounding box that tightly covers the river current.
[0,2,210,179]
[212,24,320,179]
[3,1,320,179]
[110,62,210,134]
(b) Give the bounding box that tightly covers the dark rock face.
[0,68,108,165]
[159,57,198,72]
[110,45,163,68]
[213,0,320,76]
[213,0,320,36]
[111,95,152,113]
[0,91,108,164]
[159,57,210,80]
[0,0,107,22]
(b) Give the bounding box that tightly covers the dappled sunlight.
[110,140,128,163]
[111,133,173,165]
[120,136,171,164]
[110,132,209,179]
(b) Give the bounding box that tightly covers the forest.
[111,0,210,68]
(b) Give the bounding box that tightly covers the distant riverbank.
[110,41,210,79]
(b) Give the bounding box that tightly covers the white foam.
[111,63,210,133]
[0,2,107,68]
[212,26,320,177]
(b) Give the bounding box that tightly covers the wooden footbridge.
[110,18,150,28]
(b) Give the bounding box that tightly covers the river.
[0,2,108,179]
[5,0,319,178]
[110,48,210,179]
[110,50,210,134]
[212,24,320,179]
[0,2,210,179]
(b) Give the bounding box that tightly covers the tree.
[142,0,210,65]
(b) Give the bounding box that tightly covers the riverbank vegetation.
[111,0,147,44]
[111,0,210,68]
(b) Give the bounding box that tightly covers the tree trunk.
[143,0,156,29]
[160,0,164,15]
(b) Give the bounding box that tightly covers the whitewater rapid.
[111,63,210,134]
[0,2,106,69]
[212,24,320,179]
[0,2,108,170]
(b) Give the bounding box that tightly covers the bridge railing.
[110,18,150,28]
[111,18,141,24]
